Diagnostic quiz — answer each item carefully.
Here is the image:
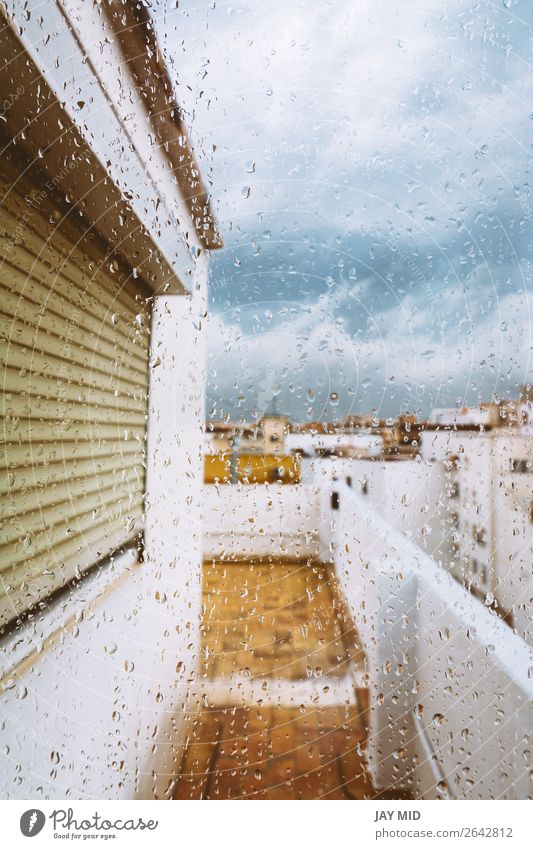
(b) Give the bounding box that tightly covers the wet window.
[511,459,531,474]
[0,0,531,807]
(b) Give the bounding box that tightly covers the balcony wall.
[0,550,196,799]
[304,455,451,564]
[202,483,320,560]
[322,481,533,799]
[201,477,533,799]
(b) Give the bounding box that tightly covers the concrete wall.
[322,481,533,799]
[0,260,208,800]
[492,435,532,642]
[305,455,451,564]
[0,550,195,799]
[202,484,321,560]
[142,269,208,793]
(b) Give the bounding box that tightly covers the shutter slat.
[0,271,149,369]
[0,485,144,573]
[1,418,145,445]
[2,365,147,415]
[0,516,142,628]
[3,335,147,392]
[0,471,144,549]
[0,152,150,626]
[0,186,151,315]
[1,469,142,518]
[1,442,141,475]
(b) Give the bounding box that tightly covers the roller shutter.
[0,146,152,628]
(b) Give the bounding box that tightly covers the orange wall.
[204,453,300,484]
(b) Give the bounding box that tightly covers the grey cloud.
[154,0,533,421]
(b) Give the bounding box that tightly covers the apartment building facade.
[422,423,532,642]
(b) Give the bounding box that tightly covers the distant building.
[205,421,237,454]
[248,413,291,454]
[205,413,290,455]
[421,401,532,644]
[430,405,500,426]
[430,387,533,431]
[298,398,532,646]
[286,430,383,457]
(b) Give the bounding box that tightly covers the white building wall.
[420,428,458,462]
[202,484,321,561]
[142,256,208,791]
[420,428,533,643]
[0,261,209,801]
[322,481,533,799]
[303,455,450,564]
[448,433,494,595]
[0,550,191,799]
[492,435,532,642]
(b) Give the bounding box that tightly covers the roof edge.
[103,1,222,251]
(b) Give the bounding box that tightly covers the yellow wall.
[204,453,300,484]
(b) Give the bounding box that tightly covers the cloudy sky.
[155,0,532,422]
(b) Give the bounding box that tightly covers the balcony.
[1,467,531,800]
[173,557,371,799]
[172,478,533,800]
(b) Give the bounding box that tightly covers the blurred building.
[206,412,290,454]
[421,392,532,643]
[246,412,291,453]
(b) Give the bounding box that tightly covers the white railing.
[322,481,533,799]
